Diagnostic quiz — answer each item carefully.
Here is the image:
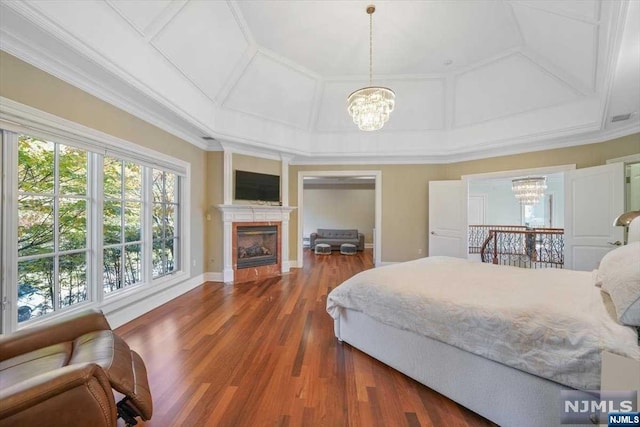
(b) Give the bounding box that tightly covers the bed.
[326,245,640,427]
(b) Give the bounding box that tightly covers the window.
[152,170,180,278]
[2,110,188,333]
[17,136,89,322]
[103,157,144,294]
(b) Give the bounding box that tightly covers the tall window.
[103,157,143,294]
[152,170,180,278]
[17,136,89,323]
[3,117,187,333]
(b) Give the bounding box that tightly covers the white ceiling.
[0,0,638,163]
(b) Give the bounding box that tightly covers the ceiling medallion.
[347,5,395,132]
[512,177,547,206]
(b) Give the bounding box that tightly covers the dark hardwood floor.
[116,249,496,427]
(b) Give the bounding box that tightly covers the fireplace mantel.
[217,204,296,283]
[217,204,296,223]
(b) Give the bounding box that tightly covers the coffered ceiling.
[0,0,638,163]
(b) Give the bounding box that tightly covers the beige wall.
[0,51,209,276]
[303,184,375,243]
[205,152,224,272]
[629,163,640,211]
[232,153,281,176]
[289,135,640,263]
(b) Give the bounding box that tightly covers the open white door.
[468,195,487,225]
[564,163,624,271]
[429,180,466,258]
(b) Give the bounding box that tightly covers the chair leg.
[117,397,139,426]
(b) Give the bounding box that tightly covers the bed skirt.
[334,308,584,427]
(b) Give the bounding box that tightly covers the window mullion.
[92,153,103,304]
[120,161,126,288]
[162,186,167,275]
[143,167,152,284]
[178,176,182,271]
[2,131,19,334]
[53,144,60,312]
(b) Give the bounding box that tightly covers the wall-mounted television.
[235,170,280,202]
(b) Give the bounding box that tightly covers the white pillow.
[598,242,640,326]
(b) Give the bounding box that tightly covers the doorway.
[468,172,564,229]
[297,170,382,268]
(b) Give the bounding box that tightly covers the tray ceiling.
[0,0,638,163]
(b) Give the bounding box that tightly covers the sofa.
[310,229,365,251]
[0,309,152,427]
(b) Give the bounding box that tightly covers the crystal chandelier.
[512,177,547,205]
[347,5,395,131]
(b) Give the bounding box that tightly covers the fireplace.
[219,205,294,283]
[236,225,278,269]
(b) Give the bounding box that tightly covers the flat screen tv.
[235,170,280,202]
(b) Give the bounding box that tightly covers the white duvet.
[326,256,640,390]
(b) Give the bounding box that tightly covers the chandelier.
[347,5,395,131]
[512,177,547,205]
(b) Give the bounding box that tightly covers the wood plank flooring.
[116,250,497,427]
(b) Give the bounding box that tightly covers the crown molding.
[597,0,629,130]
[291,121,639,165]
[0,28,211,151]
[219,140,296,161]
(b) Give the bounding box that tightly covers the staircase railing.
[468,225,528,254]
[479,228,564,269]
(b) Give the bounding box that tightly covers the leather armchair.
[0,309,152,427]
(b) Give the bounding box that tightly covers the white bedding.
[326,256,640,390]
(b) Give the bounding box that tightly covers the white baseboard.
[376,261,398,267]
[106,274,206,329]
[289,259,301,268]
[365,243,374,249]
[203,272,224,282]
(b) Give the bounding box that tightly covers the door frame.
[296,170,382,268]
[460,164,576,257]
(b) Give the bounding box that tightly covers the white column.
[222,215,234,283]
[280,156,291,271]
[223,150,233,205]
[281,212,290,273]
[280,155,291,206]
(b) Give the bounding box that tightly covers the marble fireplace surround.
[217,204,296,283]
